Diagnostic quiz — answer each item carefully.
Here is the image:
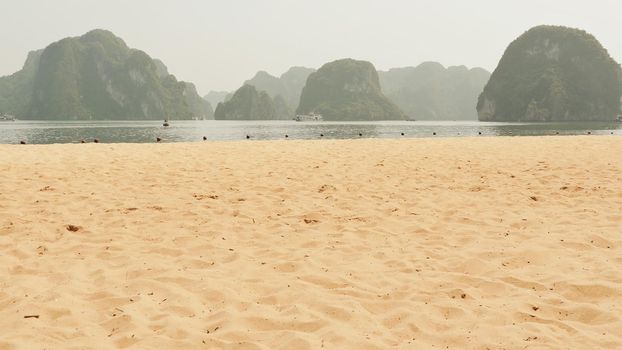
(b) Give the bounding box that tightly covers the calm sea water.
[0,120,620,144]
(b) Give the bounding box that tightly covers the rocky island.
[379,62,490,120]
[478,25,622,122]
[214,84,291,120]
[297,59,404,121]
[0,29,211,120]
[244,67,315,111]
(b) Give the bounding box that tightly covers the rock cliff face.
[478,25,622,121]
[214,84,291,120]
[0,50,42,116]
[0,29,210,120]
[379,62,490,120]
[244,66,315,110]
[297,59,404,121]
[182,82,214,119]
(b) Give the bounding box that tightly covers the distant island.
[215,62,490,121]
[3,26,620,122]
[478,25,622,122]
[0,29,211,120]
[379,62,490,120]
[297,58,404,121]
[214,84,291,120]
[244,67,315,112]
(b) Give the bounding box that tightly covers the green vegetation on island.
[379,62,490,120]
[297,58,404,121]
[0,29,211,120]
[214,84,292,120]
[478,25,622,121]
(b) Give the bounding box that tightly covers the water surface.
[0,120,620,144]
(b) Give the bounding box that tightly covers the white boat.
[294,113,323,122]
[0,113,16,121]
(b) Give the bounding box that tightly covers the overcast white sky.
[1,0,621,95]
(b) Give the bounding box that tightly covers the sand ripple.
[0,136,621,349]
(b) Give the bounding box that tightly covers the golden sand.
[0,136,621,349]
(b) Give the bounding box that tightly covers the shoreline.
[1,136,621,349]
[3,133,621,146]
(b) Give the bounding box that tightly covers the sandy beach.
[0,136,621,349]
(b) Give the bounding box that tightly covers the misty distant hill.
[297,58,404,121]
[203,91,229,110]
[478,25,622,121]
[214,84,292,120]
[378,62,490,120]
[243,67,315,111]
[0,29,211,120]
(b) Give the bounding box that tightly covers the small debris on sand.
[66,225,80,232]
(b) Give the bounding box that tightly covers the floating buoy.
[478,131,482,135]
[432,132,436,136]
[93,139,99,143]
[246,135,250,139]
[358,133,362,137]
[285,134,288,138]
[401,132,404,136]
[320,134,324,137]
[19,141,26,145]
[203,136,207,141]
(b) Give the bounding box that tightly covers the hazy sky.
[2,0,621,95]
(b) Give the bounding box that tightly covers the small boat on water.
[294,113,323,122]
[0,113,16,122]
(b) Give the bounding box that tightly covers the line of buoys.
[37,129,622,145]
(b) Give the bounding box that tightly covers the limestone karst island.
[1,2,622,349]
